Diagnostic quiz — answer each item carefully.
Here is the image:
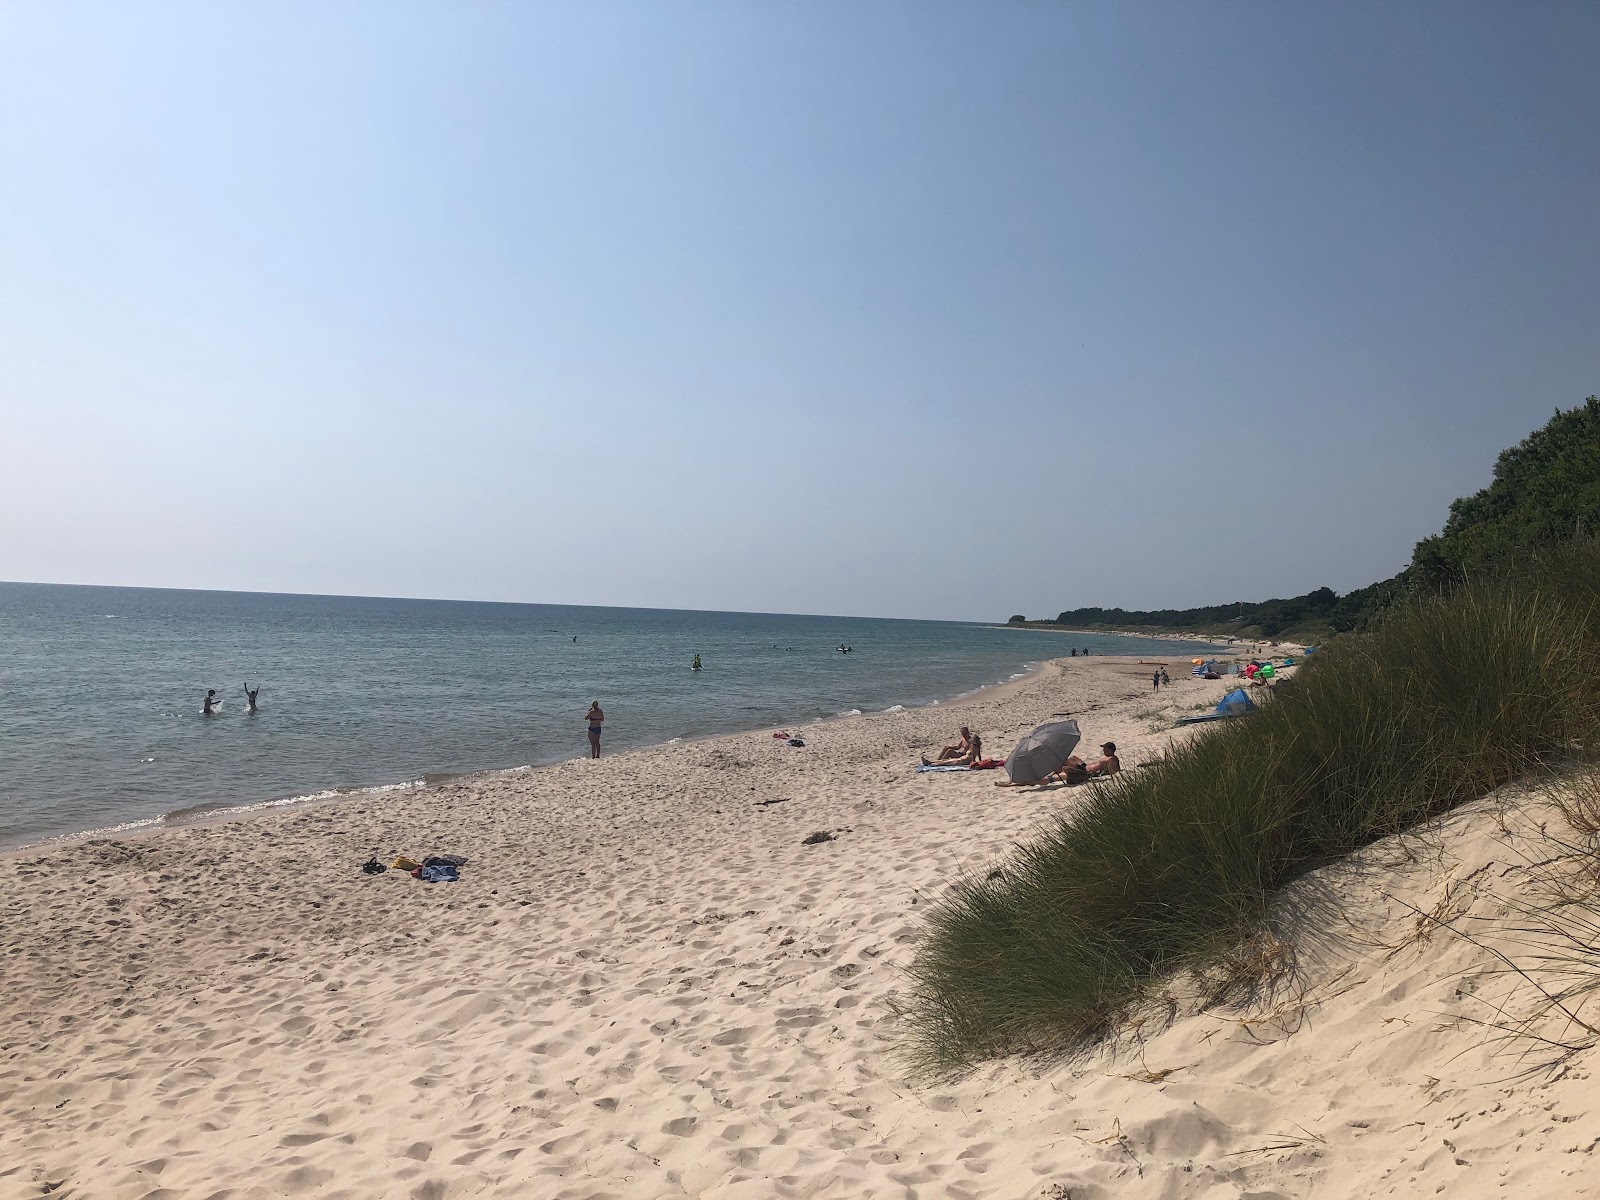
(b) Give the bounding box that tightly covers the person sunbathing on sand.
[923,728,980,767]
[1003,741,1121,787]
[1052,741,1120,784]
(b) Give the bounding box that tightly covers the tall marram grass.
[903,539,1600,1074]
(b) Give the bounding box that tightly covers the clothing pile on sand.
[361,853,469,883]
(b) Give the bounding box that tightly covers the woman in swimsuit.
[586,701,604,759]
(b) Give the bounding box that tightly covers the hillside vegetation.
[919,401,1600,1072]
[912,536,1600,1072]
[1016,397,1600,641]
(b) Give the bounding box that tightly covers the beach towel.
[786,738,805,747]
[414,863,459,883]
[423,854,469,868]
[391,856,422,872]
[917,764,972,773]
[969,758,1005,770]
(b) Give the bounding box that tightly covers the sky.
[1,2,1595,622]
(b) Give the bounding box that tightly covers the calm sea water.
[0,583,1222,847]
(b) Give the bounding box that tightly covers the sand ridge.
[4,654,1599,1198]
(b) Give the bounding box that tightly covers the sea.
[0,583,1225,848]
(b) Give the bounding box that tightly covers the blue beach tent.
[1216,689,1255,716]
[1175,688,1257,725]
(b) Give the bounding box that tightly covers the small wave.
[837,708,863,717]
[1009,673,1025,680]
[163,778,424,826]
[667,737,682,743]
[19,813,167,849]
[882,704,906,713]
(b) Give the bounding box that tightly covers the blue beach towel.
[917,764,972,773]
[417,863,460,883]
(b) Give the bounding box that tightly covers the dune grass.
[902,541,1600,1074]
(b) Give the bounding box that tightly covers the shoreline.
[5,664,1061,857]
[3,634,1235,857]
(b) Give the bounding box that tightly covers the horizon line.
[0,577,1005,628]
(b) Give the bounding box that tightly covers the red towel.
[969,758,1005,770]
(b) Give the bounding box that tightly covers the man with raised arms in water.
[244,683,260,713]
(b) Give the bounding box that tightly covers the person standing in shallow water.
[586,701,604,759]
[202,689,220,715]
[243,683,260,713]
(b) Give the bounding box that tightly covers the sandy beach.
[6,653,1599,1199]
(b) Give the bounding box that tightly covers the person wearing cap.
[1045,741,1121,785]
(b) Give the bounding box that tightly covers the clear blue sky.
[2,2,1595,621]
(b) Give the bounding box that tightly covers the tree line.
[1013,397,1600,641]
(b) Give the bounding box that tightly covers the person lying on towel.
[1042,742,1121,786]
[922,727,981,767]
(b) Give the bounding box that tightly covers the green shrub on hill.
[1410,396,1600,587]
[1033,398,1600,640]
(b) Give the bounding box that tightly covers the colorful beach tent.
[1004,720,1081,784]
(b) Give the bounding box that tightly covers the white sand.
[5,654,1599,1198]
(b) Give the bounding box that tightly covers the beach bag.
[361,857,387,875]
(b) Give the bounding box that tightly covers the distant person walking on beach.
[202,689,220,715]
[1153,671,1161,691]
[586,701,604,759]
[1160,667,1171,686]
[244,683,260,713]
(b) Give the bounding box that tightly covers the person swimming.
[202,688,220,715]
